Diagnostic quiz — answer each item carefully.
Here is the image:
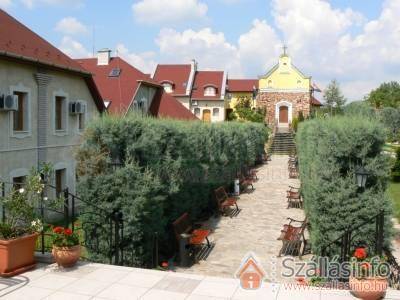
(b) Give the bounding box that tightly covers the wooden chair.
[277,218,308,258]
[173,213,211,263]
[214,187,239,216]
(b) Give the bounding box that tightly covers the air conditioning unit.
[69,101,86,114]
[192,100,198,106]
[0,94,18,111]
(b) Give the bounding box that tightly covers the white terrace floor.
[1,262,400,299]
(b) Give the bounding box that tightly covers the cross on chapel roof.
[281,44,288,57]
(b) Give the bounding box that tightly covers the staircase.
[270,129,296,155]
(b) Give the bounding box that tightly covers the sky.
[1,0,399,101]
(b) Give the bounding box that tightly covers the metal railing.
[0,181,127,266]
[319,210,400,289]
[321,210,385,261]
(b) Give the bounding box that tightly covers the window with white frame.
[204,86,217,96]
[162,83,173,93]
[213,108,219,117]
[194,108,200,117]
[13,91,29,132]
[55,96,67,131]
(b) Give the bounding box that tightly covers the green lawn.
[389,181,400,221]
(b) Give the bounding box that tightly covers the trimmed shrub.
[296,116,393,257]
[76,115,268,266]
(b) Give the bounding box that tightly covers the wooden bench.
[173,213,211,263]
[277,218,308,258]
[289,166,299,179]
[238,173,254,192]
[214,187,239,216]
[286,186,303,209]
[249,169,258,181]
[288,158,297,169]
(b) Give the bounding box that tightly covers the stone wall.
[257,91,311,125]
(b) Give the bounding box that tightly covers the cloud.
[59,36,91,58]
[21,0,84,9]
[116,43,157,74]
[156,27,242,75]
[238,19,281,76]
[270,0,400,100]
[132,0,207,25]
[0,0,12,8]
[55,17,88,36]
[150,0,400,101]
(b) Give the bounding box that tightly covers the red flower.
[53,226,64,234]
[353,248,367,260]
[64,228,73,236]
[161,262,169,268]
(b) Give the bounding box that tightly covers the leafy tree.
[343,101,376,118]
[379,107,400,142]
[234,96,266,123]
[366,81,400,109]
[324,79,347,114]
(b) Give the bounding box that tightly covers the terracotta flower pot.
[52,245,81,268]
[0,233,39,277]
[349,276,388,300]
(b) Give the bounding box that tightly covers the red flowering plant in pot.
[349,247,389,300]
[51,226,81,268]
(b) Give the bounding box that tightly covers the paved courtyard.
[176,155,307,281]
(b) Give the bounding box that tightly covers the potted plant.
[0,171,46,277]
[51,226,81,268]
[349,247,388,300]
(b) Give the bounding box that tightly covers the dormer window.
[161,81,174,93]
[204,86,217,96]
[109,68,121,77]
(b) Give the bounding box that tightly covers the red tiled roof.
[227,79,258,92]
[150,89,198,121]
[76,57,159,114]
[77,57,196,120]
[0,10,86,73]
[153,64,192,96]
[311,96,322,106]
[192,71,225,100]
[0,10,105,112]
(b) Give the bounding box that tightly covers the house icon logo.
[235,252,266,290]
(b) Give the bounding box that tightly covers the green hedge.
[296,116,393,257]
[76,115,268,266]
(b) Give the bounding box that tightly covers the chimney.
[97,48,111,66]
[191,59,198,72]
